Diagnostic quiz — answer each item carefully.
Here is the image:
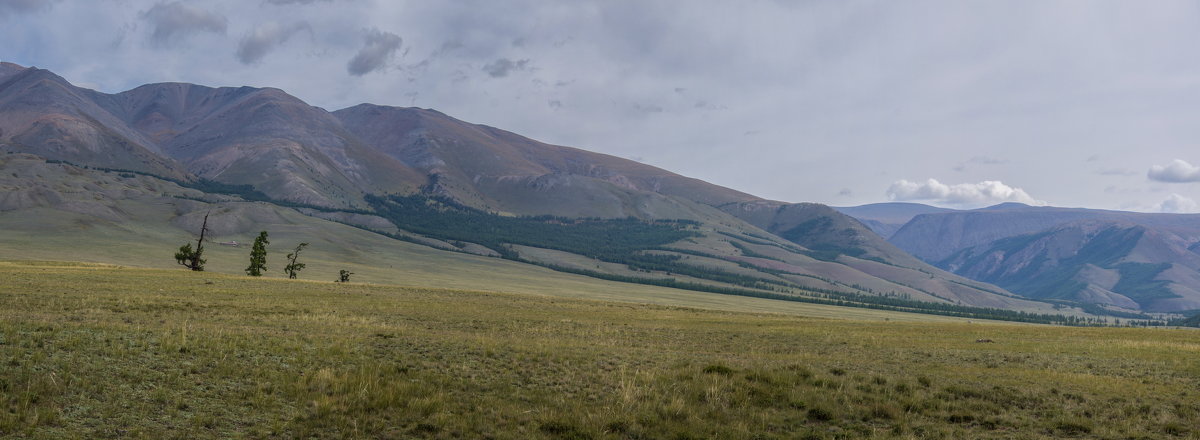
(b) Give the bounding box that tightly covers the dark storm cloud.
[0,0,56,17]
[141,1,227,46]
[482,58,529,78]
[346,28,402,76]
[237,21,311,64]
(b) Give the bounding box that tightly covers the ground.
[1,261,1197,439]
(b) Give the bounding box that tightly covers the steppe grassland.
[0,261,1196,439]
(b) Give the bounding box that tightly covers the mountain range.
[0,62,1162,320]
[840,203,1200,313]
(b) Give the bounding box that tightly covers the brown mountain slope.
[0,64,1079,315]
[100,83,426,208]
[334,104,757,217]
[0,66,189,180]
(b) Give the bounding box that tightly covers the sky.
[4,0,1200,212]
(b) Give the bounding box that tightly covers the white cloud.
[886,178,1044,208]
[1156,193,1200,213]
[1148,159,1200,183]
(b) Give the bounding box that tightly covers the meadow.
[0,261,1197,439]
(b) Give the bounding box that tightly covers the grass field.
[1,261,1197,439]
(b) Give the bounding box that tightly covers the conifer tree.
[245,231,269,276]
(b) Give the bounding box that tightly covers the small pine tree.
[337,269,354,283]
[245,231,269,276]
[283,242,309,279]
[175,212,210,271]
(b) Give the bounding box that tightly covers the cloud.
[266,0,333,4]
[632,103,664,113]
[1098,168,1137,176]
[1148,159,1200,183]
[1157,193,1200,213]
[237,21,311,64]
[141,2,227,46]
[346,28,402,76]
[886,178,1044,208]
[482,58,529,78]
[0,0,56,17]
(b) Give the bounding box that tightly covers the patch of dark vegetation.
[1113,262,1177,303]
[806,407,835,422]
[1173,312,1200,327]
[365,193,698,263]
[777,217,869,261]
[539,420,593,440]
[702,364,734,375]
[1054,420,1093,436]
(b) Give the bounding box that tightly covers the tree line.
[173,212,350,283]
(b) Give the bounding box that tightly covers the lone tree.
[283,242,308,279]
[337,269,354,283]
[175,212,211,271]
[245,231,269,276]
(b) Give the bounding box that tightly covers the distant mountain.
[838,203,1200,313]
[0,63,1077,318]
[833,203,956,238]
[940,221,1200,312]
[889,203,1200,262]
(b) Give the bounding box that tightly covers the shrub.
[702,364,734,375]
[807,407,835,422]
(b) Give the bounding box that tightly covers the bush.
[807,407,835,422]
[702,364,734,375]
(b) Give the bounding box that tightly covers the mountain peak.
[980,202,1032,210]
[0,62,27,81]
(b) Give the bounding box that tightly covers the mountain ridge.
[0,62,1083,318]
[839,202,1200,312]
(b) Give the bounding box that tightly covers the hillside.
[939,221,1200,312]
[888,203,1200,262]
[0,63,1087,319]
[838,203,1200,313]
[0,65,190,180]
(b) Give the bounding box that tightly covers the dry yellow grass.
[0,261,1196,439]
